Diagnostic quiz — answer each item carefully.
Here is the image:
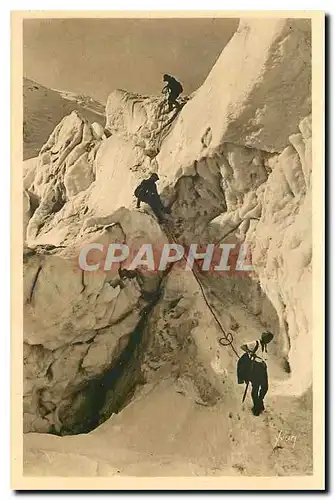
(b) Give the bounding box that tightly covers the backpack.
[169,77,183,95]
[236,341,260,384]
[176,81,183,94]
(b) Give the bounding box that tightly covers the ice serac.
[22,85,179,435]
[24,208,168,434]
[24,111,102,247]
[156,17,312,396]
[248,115,312,395]
[22,17,313,476]
[87,89,188,217]
[157,18,311,186]
[23,100,170,433]
[105,89,188,156]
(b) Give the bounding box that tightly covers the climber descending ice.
[237,331,274,416]
[134,173,171,223]
[162,74,183,112]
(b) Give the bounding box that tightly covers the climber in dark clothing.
[134,173,171,223]
[162,74,183,112]
[238,331,274,416]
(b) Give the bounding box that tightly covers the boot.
[252,406,261,416]
[258,400,265,413]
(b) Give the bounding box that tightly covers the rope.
[162,221,240,359]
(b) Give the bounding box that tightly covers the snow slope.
[23,78,105,160]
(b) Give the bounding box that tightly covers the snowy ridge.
[23,78,105,160]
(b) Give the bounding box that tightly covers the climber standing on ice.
[237,331,274,416]
[162,74,183,112]
[134,173,171,223]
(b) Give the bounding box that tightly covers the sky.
[23,18,239,103]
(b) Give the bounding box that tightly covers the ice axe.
[242,380,250,403]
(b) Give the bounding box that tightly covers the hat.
[261,331,274,343]
[150,173,159,181]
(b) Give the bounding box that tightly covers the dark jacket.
[163,76,183,96]
[134,179,158,201]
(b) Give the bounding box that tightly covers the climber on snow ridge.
[134,173,171,223]
[162,74,183,112]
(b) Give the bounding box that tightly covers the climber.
[162,74,183,112]
[134,173,171,223]
[237,331,274,416]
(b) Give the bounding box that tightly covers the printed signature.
[274,429,297,449]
